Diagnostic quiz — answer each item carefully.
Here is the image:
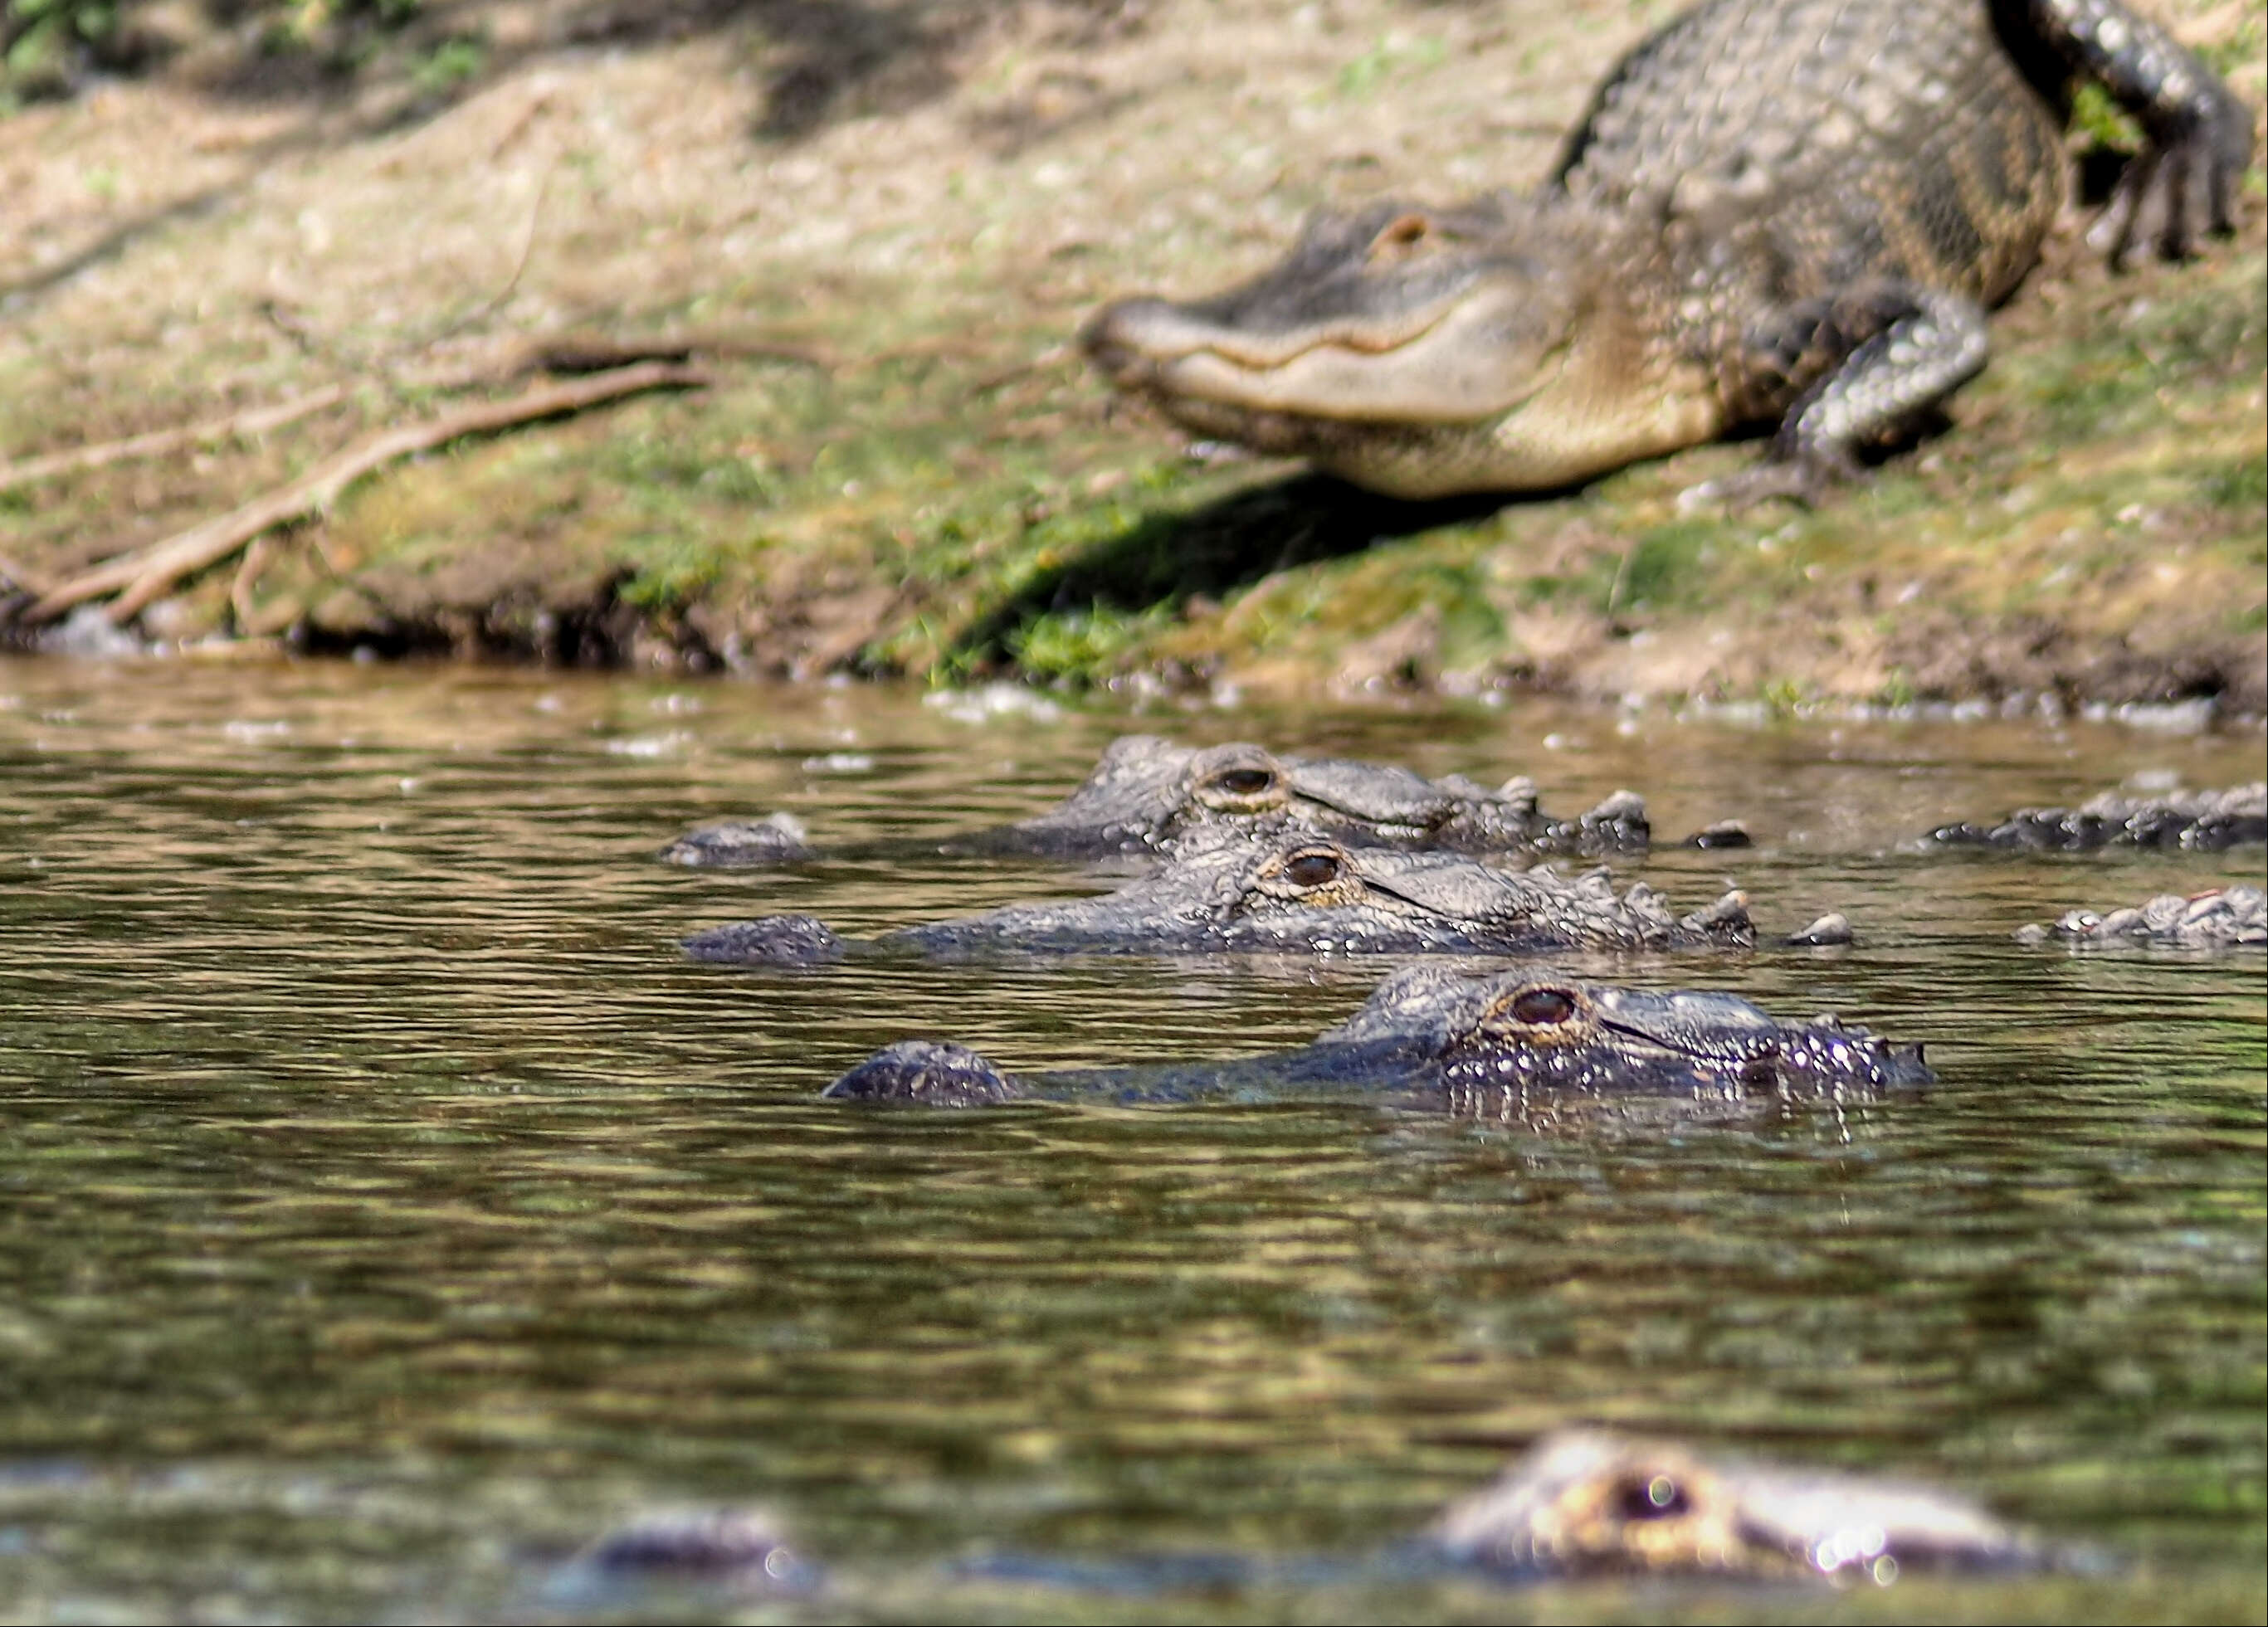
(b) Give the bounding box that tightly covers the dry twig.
[24,361,707,627]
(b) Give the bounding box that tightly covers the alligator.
[570,1427,2050,1601]
[1083,0,2252,500]
[1927,782,2266,852]
[660,733,1734,867]
[680,828,1782,965]
[2016,883,2266,947]
[818,964,1929,1114]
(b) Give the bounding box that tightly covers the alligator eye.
[1213,767,1276,797]
[1616,1473,1690,1522]
[1509,986,1578,1025]
[1283,850,1342,888]
[1370,213,1430,259]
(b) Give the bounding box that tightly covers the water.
[0,656,2261,1623]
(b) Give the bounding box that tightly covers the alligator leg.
[2014,0,2255,262]
[1690,284,1992,506]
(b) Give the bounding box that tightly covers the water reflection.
[0,657,2261,1621]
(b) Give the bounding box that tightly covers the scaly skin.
[2016,884,2266,947]
[1084,0,2252,499]
[820,967,1931,1113]
[681,828,1765,965]
[1928,782,2266,851]
[660,734,1692,868]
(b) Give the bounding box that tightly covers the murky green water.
[1,656,2261,1623]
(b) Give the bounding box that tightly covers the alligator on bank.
[681,829,1782,965]
[2016,884,2266,947]
[572,1427,2051,1602]
[1926,782,2267,852]
[661,734,1740,867]
[818,966,1929,1113]
[1084,0,2252,500]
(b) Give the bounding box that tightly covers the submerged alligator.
[1083,0,2251,499]
[2017,884,2266,947]
[1927,782,2266,852]
[818,966,1929,1113]
[661,734,1734,867]
[571,1428,2053,1601]
[682,829,1785,965]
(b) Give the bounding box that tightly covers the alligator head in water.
[661,733,1681,867]
[821,966,1931,1113]
[1431,1428,2044,1581]
[683,828,1761,965]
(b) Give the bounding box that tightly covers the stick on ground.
[0,385,349,494]
[22,361,707,627]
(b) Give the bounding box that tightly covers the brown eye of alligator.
[1616,1473,1690,1522]
[1372,213,1430,256]
[1214,768,1276,797]
[1283,850,1341,888]
[1509,987,1578,1025]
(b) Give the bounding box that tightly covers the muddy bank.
[2,0,2262,710]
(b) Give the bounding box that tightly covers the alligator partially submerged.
[1927,783,2266,852]
[1084,0,2251,499]
[819,966,1929,1113]
[683,830,1773,965]
[573,1428,2048,1602]
[1428,1429,2050,1581]
[661,734,1717,867]
[2016,884,2266,947]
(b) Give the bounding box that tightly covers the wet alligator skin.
[569,1428,2065,1603]
[680,829,1763,965]
[1926,782,2267,851]
[818,967,1933,1113]
[660,734,1697,868]
[1083,0,2252,499]
[2017,883,2266,947]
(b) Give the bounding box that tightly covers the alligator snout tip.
[1080,297,1179,378]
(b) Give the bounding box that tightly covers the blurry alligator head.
[1432,1428,2046,1581]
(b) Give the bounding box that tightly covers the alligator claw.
[2090,95,2252,266]
[1677,450,1852,514]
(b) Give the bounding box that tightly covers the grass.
[1,0,2260,706]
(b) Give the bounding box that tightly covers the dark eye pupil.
[1617,1474,1688,1522]
[1510,988,1576,1025]
[1217,769,1275,796]
[1285,853,1339,887]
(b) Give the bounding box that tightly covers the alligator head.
[1432,1429,2040,1581]
[685,830,1753,964]
[823,968,1931,1111]
[1009,733,1650,856]
[1085,195,1705,499]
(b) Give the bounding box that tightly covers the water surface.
[1,658,2261,1622]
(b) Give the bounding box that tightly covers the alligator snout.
[1081,298,1183,383]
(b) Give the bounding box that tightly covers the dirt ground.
[2,0,2263,710]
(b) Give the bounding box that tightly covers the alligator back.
[1552,0,2068,311]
